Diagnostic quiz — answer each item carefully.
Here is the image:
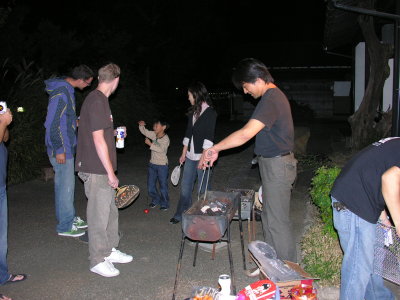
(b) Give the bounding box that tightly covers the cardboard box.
[250,253,317,299]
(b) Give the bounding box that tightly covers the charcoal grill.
[172,190,243,300]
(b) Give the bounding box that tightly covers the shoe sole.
[58,232,85,237]
[90,268,120,277]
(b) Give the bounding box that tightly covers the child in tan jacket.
[138,119,170,210]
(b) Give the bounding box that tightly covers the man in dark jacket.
[44,65,93,237]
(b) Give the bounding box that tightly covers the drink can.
[0,101,7,114]
[116,126,125,148]
[218,274,231,296]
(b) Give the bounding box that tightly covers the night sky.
[7,0,348,92]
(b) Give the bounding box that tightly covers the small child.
[138,119,170,210]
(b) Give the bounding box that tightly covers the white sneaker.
[90,260,120,277]
[105,248,133,264]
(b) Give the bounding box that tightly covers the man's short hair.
[232,58,274,89]
[69,64,94,80]
[98,63,120,83]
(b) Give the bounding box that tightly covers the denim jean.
[147,163,169,208]
[78,172,119,268]
[49,156,75,233]
[173,158,212,221]
[331,196,394,300]
[258,154,297,262]
[0,185,9,285]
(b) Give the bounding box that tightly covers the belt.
[262,152,292,158]
[333,201,347,212]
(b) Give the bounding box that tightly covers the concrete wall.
[280,80,335,118]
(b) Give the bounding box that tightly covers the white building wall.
[354,42,365,111]
[383,59,400,112]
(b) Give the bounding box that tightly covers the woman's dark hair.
[187,81,213,118]
[232,58,274,90]
[69,64,94,80]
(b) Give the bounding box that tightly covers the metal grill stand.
[172,191,243,300]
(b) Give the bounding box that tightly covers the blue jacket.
[44,78,77,159]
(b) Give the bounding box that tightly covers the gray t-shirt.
[250,87,294,157]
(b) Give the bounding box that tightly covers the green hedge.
[301,165,343,286]
[309,166,341,238]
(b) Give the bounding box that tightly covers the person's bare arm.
[200,119,265,167]
[382,166,400,234]
[2,128,9,143]
[213,119,265,152]
[92,129,119,188]
[179,145,188,164]
[0,109,12,142]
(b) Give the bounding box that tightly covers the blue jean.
[173,158,211,221]
[0,185,9,285]
[331,197,394,300]
[49,156,75,233]
[147,163,169,208]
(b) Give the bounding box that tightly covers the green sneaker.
[58,225,85,237]
[73,216,88,229]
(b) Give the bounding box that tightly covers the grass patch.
[301,205,342,287]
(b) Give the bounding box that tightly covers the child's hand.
[138,120,146,126]
[145,138,152,146]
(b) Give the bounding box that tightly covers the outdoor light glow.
[17,107,24,112]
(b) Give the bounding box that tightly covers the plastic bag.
[248,241,300,282]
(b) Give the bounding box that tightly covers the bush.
[301,165,343,286]
[309,166,341,238]
[0,58,48,184]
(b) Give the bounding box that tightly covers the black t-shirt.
[75,90,117,174]
[250,87,294,157]
[331,137,400,223]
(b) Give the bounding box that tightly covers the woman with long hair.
[170,81,217,224]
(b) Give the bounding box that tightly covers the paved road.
[2,119,397,299]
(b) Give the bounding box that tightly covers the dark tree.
[348,0,393,149]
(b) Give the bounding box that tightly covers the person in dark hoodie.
[44,65,94,237]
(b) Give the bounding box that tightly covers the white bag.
[171,163,182,186]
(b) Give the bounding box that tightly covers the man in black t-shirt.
[201,58,297,262]
[330,137,400,300]
[76,63,133,278]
